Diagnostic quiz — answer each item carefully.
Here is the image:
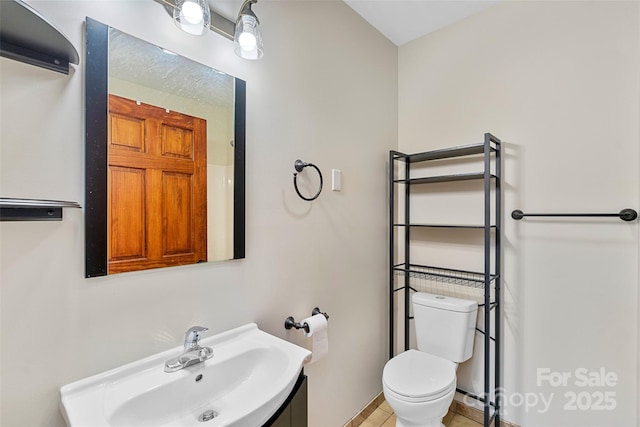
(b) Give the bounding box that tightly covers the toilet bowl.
[382,350,456,427]
[382,292,478,427]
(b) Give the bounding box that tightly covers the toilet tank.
[412,292,478,363]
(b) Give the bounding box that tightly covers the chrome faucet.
[164,326,214,373]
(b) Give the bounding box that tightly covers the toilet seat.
[383,349,456,402]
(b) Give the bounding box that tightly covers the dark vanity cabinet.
[264,372,307,427]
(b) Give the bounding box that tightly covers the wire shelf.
[393,264,496,304]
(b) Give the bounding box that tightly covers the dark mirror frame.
[84,18,245,278]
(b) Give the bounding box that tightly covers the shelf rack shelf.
[393,224,496,229]
[392,263,499,289]
[389,133,501,427]
[393,142,495,162]
[395,172,496,185]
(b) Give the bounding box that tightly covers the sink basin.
[60,323,312,426]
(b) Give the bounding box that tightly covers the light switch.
[332,169,341,191]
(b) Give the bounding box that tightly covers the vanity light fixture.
[157,0,264,60]
[233,0,263,60]
[173,0,210,35]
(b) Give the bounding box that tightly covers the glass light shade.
[173,0,210,36]
[234,15,263,60]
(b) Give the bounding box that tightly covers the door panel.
[108,166,146,261]
[162,124,194,159]
[109,113,145,152]
[163,172,193,256]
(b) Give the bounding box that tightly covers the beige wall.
[0,2,397,426]
[399,1,639,425]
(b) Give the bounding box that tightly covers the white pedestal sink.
[60,323,311,426]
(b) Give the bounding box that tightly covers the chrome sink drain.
[198,409,217,422]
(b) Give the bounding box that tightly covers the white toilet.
[382,292,478,427]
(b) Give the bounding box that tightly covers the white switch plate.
[332,169,341,191]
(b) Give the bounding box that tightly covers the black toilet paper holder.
[284,307,329,333]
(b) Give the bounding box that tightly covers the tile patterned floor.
[359,399,483,427]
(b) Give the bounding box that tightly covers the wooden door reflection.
[108,94,207,274]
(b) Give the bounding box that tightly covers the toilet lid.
[383,350,456,401]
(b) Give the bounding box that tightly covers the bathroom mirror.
[85,18,245,278]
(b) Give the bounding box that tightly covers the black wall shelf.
[0,2,81,222]
[0,0,79,74]
[389,133,502,427]
[0,198,81,221]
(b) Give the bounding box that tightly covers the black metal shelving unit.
[389,133,501,427]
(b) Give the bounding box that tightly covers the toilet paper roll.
[302,313,328,364]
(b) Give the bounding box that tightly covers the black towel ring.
[293,159,323,201]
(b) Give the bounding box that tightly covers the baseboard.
[452,399,520,427]
[342,392,520,427]
[342,392,385,427]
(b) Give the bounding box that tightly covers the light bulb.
[234,7,263,59]
[238,32,257,50]
[181,1,204,24]
[173,0,209,35]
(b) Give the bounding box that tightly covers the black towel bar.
[511,208,638,222]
